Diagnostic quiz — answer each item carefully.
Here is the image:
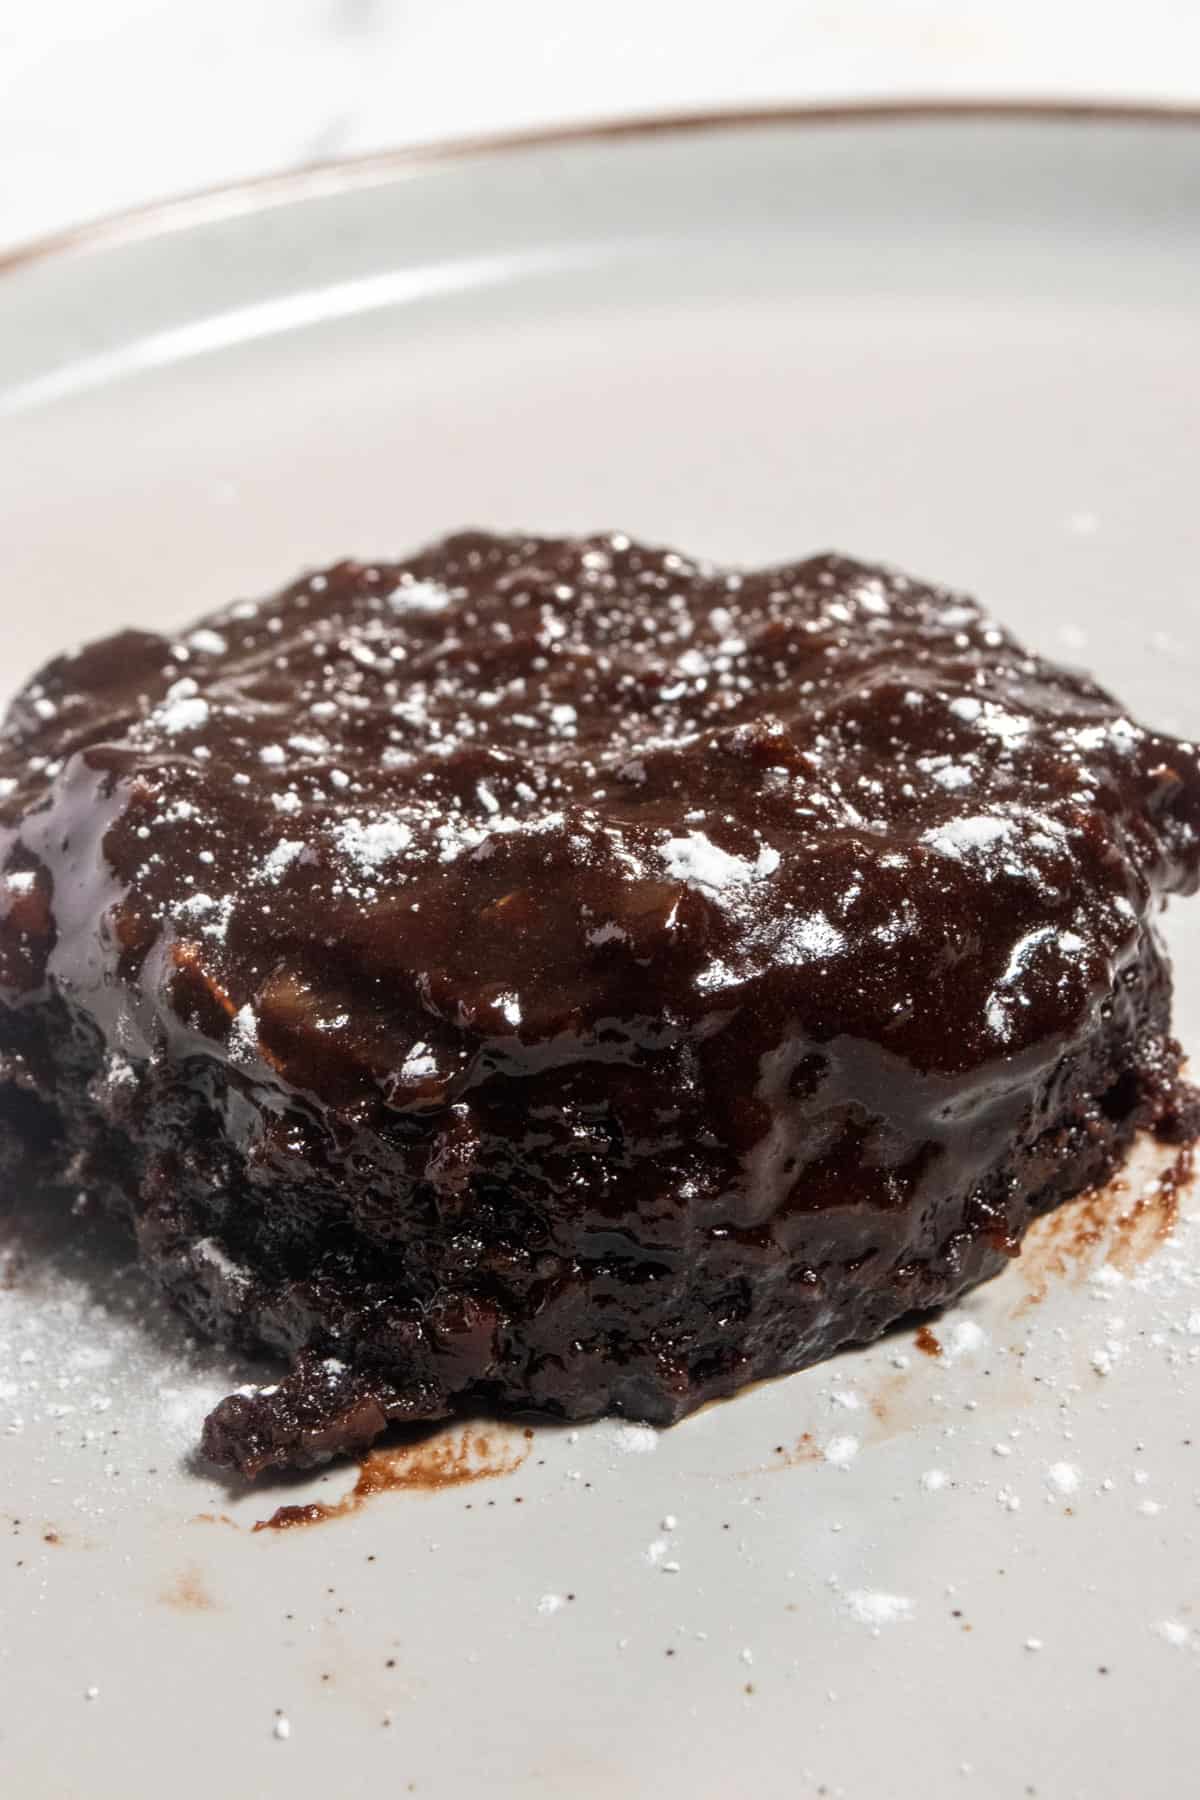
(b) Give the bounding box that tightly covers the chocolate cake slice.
[1,532,1197,1476]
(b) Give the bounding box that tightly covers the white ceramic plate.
[3,107,1200,1800]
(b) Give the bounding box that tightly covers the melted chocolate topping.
[3,533,1196,1101]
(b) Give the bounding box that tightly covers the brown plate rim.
[3,97,1200,279]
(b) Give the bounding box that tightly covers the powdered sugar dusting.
[335,815,414,871]
[823,1435,860,1468]
[155,692,210,736]
[659,831,779,892]
[605,1423,658,1455]
[845,1590,914,1627]
[387,578,451,615]
[1046,1461,1081,1495]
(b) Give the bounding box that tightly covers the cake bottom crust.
[2,950,1195,1478]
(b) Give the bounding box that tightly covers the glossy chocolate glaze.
[1,533,1197,1474]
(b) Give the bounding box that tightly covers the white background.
[2,0,1199,253]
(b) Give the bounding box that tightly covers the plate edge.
[4,96,1200,279]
